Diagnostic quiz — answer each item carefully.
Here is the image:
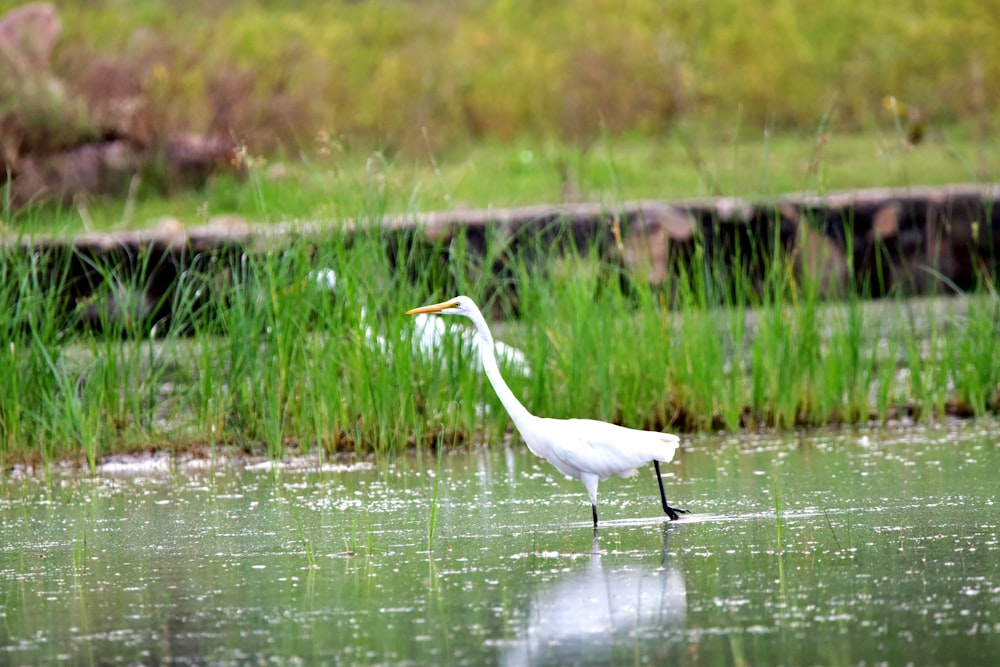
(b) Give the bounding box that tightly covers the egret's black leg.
[592,504,599,529]
[654,460,689,521]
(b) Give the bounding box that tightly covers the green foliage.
[22,0,1000,154]
[1,211,999,462]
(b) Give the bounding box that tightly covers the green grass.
[9,123,999,235]
[1,209,998,465]
[3,121,999,463]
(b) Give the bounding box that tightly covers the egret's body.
[407,295,687,528]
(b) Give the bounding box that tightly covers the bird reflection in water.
[502,526,687,666]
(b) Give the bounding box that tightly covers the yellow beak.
[406,300,457,315]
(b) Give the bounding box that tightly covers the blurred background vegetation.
[1,0,998,229]
[19,0,998,155]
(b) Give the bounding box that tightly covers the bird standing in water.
[407,295,687,529]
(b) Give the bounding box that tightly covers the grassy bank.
[13,124,1000,234]
[2,221,998,467]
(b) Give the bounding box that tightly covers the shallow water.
[1,423,998,665]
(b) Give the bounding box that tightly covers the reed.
[427,449,442,553]
[0,212,998,463]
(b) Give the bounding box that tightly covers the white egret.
[407,295,687,528]
[309,269,529,374]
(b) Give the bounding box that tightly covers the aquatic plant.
[0,204,998,464]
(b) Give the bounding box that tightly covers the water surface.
[2,422,998,664]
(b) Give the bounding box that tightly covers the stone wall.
[6,184,998,334]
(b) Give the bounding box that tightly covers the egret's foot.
[665,505,690,521]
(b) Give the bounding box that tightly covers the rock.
[10,140,147,208]
[0,4,240,211]
[163,134,240,189]
[0,3,59,73]
[792,205,848,297]
[619,204,696,285]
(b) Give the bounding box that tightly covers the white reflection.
[503,528,686,665]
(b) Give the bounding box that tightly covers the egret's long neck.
[467,311,534,430]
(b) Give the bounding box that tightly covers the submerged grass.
[1,214,999,465]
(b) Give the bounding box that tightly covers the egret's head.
[406,295,476,318]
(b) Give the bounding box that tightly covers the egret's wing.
[544,418,679,480]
